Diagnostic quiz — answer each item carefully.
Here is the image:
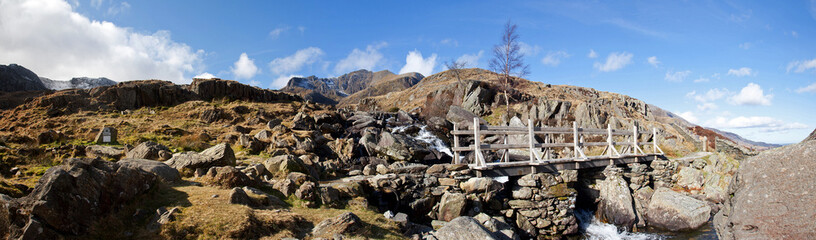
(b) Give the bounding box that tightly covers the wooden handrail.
[451,117,663,166]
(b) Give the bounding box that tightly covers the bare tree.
[489,20,530,121]
[444,59,468,84]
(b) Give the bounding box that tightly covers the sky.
[1,0,815,144]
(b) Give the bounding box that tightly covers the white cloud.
[730,82,772,106]
[693,77,709,83]
[269,26,290,39]
[334,42,387,74]
[796,82,816,93]
[541,51,570,66]
[697,102,718,111]
[0,0,205,83]
[268,47,324,75]
[678,111,699,124]
[399,50,437,76]
[665,70,691,82]
[686,88,729,102]
[194,72,217,79]
[231,52,259,80]
[647,56,660,68]
[456,50,484,68]
[518,42,541,56]
[588,49,598,59]
[106,1,129,15]
[440,38,458,47]
[706,116,807,133]
[787,59,816,73]
[593,52,633,72]
[271,74,301,89]
[91,0,103,8]
[727,67,755,77]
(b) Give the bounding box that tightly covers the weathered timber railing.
[451,117,664,168]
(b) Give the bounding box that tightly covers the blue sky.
[1,0,815,144]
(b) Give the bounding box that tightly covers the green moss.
[0,180,24,197]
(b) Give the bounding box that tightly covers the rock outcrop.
[165,143,235,174]
[126,141,172,161]
[434,216,504,240]
[7,158,157,238]
[715,139,816,239]
[311,212,363,237]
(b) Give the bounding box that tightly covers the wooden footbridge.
[451,118,666,177]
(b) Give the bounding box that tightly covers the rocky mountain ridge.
[281,69,423,105]
[39,77,117,90]
[0,64,48,92]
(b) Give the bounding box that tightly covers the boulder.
[273,179,296,197]
[201,166,254,188]
[460,177,503,194]
[646,187,711,231]
[715,140,816,239]
[229,187,255,207]
[435,216,501,240]
[676,167,704,190]
[253,130,272,141]
[438,192,467,222]
[311,212,363,237]
[37,130,62,144]
[118,158,180,183]
[126,141,171,160]
[291,112,314,130]
[267,119,282,129]
[327,138,355,162]
[263,155,308,176]
[200,107,229,123]
[317,186,341,208]
[597,168,636,228]
[446,105,485,127]
[12,158,157,237]
[164,143,235,173]
[374,131,430,161]
[295,182,318,202]
[84,145,125,160]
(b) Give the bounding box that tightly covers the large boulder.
[263,155,308,176]
[118,158,180,183]
[11,158,157,238]
[201,166,254,188]
[374,131,430,161]
[434,216,501,240]
[715,140,816,239]
[311,212,363,238]
[646,187,711,231]
[438,192,467,222]
[596,167,636,228]
[126,141,172,161]
[164,143,235,173]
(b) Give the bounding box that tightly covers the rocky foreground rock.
[715,138,816,239]
[3,158,158,238]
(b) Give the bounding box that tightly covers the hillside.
[280,69,422,105]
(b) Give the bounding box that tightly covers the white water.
[575,210,664,240]
[391,125,454,157]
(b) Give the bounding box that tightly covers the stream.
[575,209,718,240]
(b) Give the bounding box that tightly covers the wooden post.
[528,118,535,163]
[473,117,483,167]
[573,122,579,159]
[607,124,613,157]
[652,127,657,154]
[632,123,640,154]
[453,123,460,164]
